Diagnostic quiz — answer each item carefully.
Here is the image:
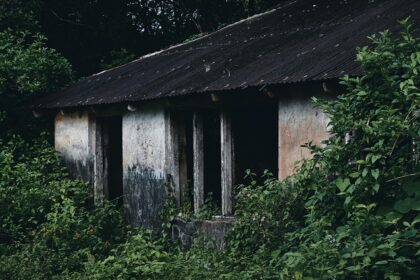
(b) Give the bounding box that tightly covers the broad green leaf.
[402,179,420,195]
[371,154,381,163]
[394,199,413,214]
[412,214,420,225]
[371,169,380,180]
[362,168,368,177]
[412,197,420,211]
[349,172,360,178]
[336,178,351,192]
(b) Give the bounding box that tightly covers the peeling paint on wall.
[123,106,167,229]
[55,112,92,183]
[278,98,329,179]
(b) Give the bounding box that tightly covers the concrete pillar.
[220,110,234,216]
[193,112,204,213]
[164,111,181,206]
[123,105,167,230]
[54,111,93,184]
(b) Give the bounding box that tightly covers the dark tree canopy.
[0,0,282,77]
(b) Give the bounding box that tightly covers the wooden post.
[193,112,204,213]
[220,110,234,216]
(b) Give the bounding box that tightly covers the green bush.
[0,29,126,279]
[228,171,304,255]
[272,20,420,279]
[0,134,126,278]
[0,31,72,137]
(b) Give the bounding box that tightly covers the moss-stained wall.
[53,94,330,229]
[123,105,167,230]
[55,112,93,183]
[278,98,330,179]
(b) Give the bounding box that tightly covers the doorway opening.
[176,109,222,214]
[177,111,194,209]
[202,110,222,209]
[232,103,278,185]
[98,116,123,204]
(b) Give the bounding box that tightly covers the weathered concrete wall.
[55,112,93,183]
[123,105,167,229]
[172,217,234,250]
[278,98,329,179]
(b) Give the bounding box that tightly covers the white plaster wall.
[55,112,92,182]
[123,105,167,229]
[278,98,330,179]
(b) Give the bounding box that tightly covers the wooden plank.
[220,110,234,216]
[193,112,204,213]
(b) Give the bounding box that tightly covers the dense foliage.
[0,138,125,279]
[0,27,126,279]
[0,31,72,136]
[0,1,419,278]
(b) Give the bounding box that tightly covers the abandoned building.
[33,0,419,247]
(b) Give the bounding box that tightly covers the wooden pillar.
[193,112,204,213]
[220,110,234,216]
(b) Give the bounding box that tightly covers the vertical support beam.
[165,110,181,206]
[90,115,102,205]
[102,123,110,200]
[178,120,188,205]
[220,110,234,216]
[193,112,204,213]
[92,117,109,206]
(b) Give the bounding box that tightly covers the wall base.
[172,217,234,250]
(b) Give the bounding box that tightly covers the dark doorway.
[177,111,194,207]
[100,116,123,204]
[176,110,221,213]
[233,103,278,185]
[203,110,222,208]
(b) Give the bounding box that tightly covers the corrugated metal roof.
[35,0,420,109]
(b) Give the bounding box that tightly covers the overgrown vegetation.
[0,29,126,279]
[1,15,419,280]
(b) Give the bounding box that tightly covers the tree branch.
[50,10,94,29]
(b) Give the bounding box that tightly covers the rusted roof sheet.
[35,0,420,109]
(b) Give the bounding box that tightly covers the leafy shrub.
[228,171,304,255]
[0,135,84,246]
[72,232,171,279]
[271,20,420,279]
[0,28,126,279]
[0,31,72,137]
[0,134,126,278]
